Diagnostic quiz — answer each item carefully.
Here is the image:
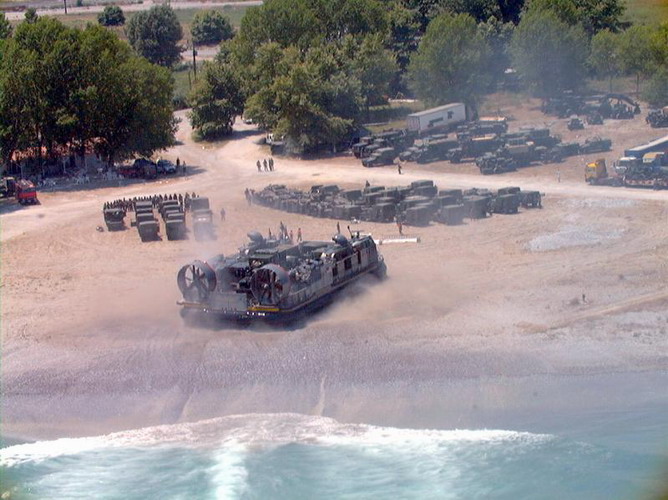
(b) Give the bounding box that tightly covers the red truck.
[15,180,38,205]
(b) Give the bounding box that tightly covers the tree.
[244,43,363,152]
[0,12,12,39]
[189,61,245,140]
[0,19,176,172]
[24,8,38,24]
[478,16,514,85]
[522,0,626,35]
[126,5,182,67]
[98,5,125,27]
[642,67,668,108]
[408,13,489,110]
[349,34,398,110]
[191,10,234,46]
[235,0,388,54]
[589,29,621,91]
[618,25,656,94]
[436,0,502,23]
[510,9,589,96]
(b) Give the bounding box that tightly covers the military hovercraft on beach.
[177,230,387,322]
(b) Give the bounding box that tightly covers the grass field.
[624,0,668,25]
[9,4,251,36]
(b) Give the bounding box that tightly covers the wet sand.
[2,103,668,441]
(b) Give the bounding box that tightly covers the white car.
[157,159,177,174]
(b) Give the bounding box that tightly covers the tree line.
[188,0,668,151]
[0,15,177,172]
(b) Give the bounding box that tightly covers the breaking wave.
[0,413,652,499]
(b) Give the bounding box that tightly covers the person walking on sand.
[220,207,226,221]
[397,162,403,175]
[263,159,268,172]
[336,221,341,234]
[297,227,302,242]
[397,219,403,235]
[557,168,561,183]
[257,160,262,173]
[289,229,294,242]
[269,157,274,171]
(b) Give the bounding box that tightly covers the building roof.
[626,135,668,153]
[408,103,464,118]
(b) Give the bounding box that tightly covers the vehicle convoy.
[177,230,387,322]
[15,180,38,204]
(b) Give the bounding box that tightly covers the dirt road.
[2,103,667,440]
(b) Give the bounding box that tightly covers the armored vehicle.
[567,117,585,130]
[177,231,387,322]
[646,107,668,128]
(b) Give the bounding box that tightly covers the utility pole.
[192,46,198,81]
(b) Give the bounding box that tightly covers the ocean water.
[1,412,666,500]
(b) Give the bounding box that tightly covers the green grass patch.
[624,0,668,25]
[172,64,194,100]
[12,4,251,40]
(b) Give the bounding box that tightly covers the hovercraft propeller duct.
[250,264,291,305]
[177,260,217,301]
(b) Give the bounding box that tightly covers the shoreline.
[3,107,668,445]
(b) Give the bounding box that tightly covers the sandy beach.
[2,101,667,441]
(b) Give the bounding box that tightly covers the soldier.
[257,160,262,172]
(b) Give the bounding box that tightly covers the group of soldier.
[256,158,275,173]
[103,192,201,213]
[268,221,302,243]
[244,188,256,206]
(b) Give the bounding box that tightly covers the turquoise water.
[2,412,666,499]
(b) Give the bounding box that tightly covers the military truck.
[476,153,517,175]
[580,137,612,154]
[103,208,126,231]
[189,196,214,240]
[414,137,458,164]
[362,147,396,167]
[449,134,502,163]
